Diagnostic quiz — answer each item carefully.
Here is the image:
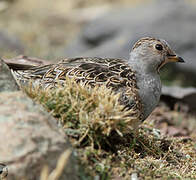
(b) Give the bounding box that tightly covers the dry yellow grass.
[24,78,196,179]
[25,78,140,148]
[40,149,72,180]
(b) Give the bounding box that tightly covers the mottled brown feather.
[12,57,143,120]
[132,37,161,50]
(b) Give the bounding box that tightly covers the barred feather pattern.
[12,57,143,121]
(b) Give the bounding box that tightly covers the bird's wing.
[12,57,142,113]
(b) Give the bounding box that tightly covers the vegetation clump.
[26,78,139,147]
[25,80,196,179]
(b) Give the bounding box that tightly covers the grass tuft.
[24,78,196,179]
[25,78,140,148]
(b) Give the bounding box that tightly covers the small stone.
[131,172,138,180]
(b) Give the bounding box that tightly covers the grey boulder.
[0,60,79,180]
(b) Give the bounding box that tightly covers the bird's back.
[11,57,143,120]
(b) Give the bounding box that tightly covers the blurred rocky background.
[1,0,196,179]
[0,0,196,87]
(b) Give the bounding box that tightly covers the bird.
[10,37,184,124]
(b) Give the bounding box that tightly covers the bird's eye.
[155,44,163,51]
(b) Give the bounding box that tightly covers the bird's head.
[129,37,184,73]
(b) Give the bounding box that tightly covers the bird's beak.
[157,54,185,73]
[167,54,185,63]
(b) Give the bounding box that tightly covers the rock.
[162,86,196,100]
[0,91,79,180]
[4,55,51,70]
[161,85,196,111]
[63,0,196,75]
[0,59,19,92]
[0,60,79,179]
[0,30,24,54]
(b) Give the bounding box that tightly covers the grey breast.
[136,73,162,120]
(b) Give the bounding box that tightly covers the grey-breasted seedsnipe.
[11,37,184,124]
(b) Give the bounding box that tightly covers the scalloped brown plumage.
[12,57,143,121]
[11,37,185,127]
